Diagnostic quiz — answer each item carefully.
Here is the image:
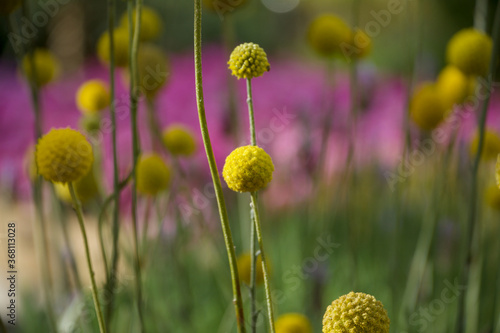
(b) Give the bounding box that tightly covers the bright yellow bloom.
[307,14,352,57]
[228,43,270,80]
[22,49,58,87]
[97,27,129,67]
[469,129,500,161]
[223,145,274,193]
[136,44,170,99]
[203,0,248,12]
[36,128,93,183]
[436,65,470,111]
[276,313,312,333]
[76,80,110,115]
[136,153,171,196]
[0,0,21,14]
[237,253,265,285]
[447,28,492,77]
[120,6,162,42]
[162,124,197,157]
[323,292,390,333]
[410,83,447,131]
[54,169,99,204]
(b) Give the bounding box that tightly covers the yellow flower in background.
[120,6,162,42]
[484,185,500,211]
[36,128,93,183]
[436,65,469,111]
[136,44,170,99]
[447,28,492,77]
[137,153,171,196]
[307,14,352,57]
[203,0,248,13]
[223,145,274,193]
[76,80,110,115]
[410,83,447,131]
[0,0,21,14]
[276,313,312,333]
[469,129,500,161]
[228,43,270,80]
[162,124,197,157]
[97,27,129,67]
[322,292,390,333]
[22,49,59,87]
[79,114,102,134]
[54,169,99,204]
[237,253,265,285]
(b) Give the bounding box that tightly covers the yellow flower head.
[76,80,110,115]
[97,27,129,67]
[307,14,352,57]
[436,65,470,111]
[203,0,248,12]
[54,168,99,204]
[447,28,492,77]
[120,6,162,42]
[36,128,93,183]
[137,153,171,196]
[22,49,59,87]
[228,43,270,80]
[276,313,312,333]
[237,253,265,285]
[162,124,197,157]
[410,83,447,131]
[136,44,170,99]
[469,129,500,161]
[223,145,274,193]
[0,0,21,14]
[322,292,390,333]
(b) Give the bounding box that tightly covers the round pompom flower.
[0,0,21,14]
[120,6,162,42]
[237,253,265,285]
[76,80,110,115]
[22,49,59,87]
[436,65,470,111]
[447,28,492,77]
[136,44,170,99]
[223,145,274,193]
[307,14,352,57]
[322,292,390,333]
[469,129,500,161]
[97,27,129,67]
[162,124,197,157]
[36,128,93,183]
[228,43,270,79]
[202,0,248,12]
[410,83,447,131]
[136,153,171,196]
[54,169,99,204]
[276,313,312,333]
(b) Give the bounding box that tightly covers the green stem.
[246,78,256,146]
[193,1,247,332]
[69,183,107,333]
[250,193,275,333]
[249,206,257,333]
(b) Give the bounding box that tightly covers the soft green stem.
[193,1,247,332]
[246,79,256,146]
[249,206,257,333]
[69,183,107,333]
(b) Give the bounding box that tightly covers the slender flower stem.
[68,183,107,333]
[193,1,246,332]
[457,4,500,332]
[250,193,275,333]
[246,79,256,146]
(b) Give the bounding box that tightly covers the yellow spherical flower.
[410,83,447,131]
[54,169,99,204]
[120,6,162,42]
[36,128,93,183]
[0,0,21,14]
[136,44,170,99]
[136,153,171,196]
[97,27,129,67]
[228,43,270,80]
[469,129,500,161]
[307,14,352,57]
[436,65,469,111]
[323,292,390,333]
[223,145,274,193]
[237,253,265,285]
[76,80,110,115]
[162,124,197,157]
[447,28,492,77]
[202,0,248,12]
[276,313,312,333]
[22,49,58,87]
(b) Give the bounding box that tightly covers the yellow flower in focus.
[469,129,500,161]
[228,43,270,80]
[447,28,492,77]
[410,83,447,131]
[203,0,248,12]
[162,124,197,157]
[36,128,93,183]
[307,14,352,57]
[276,313,312,333]
[0,0,21,14]
[436,65,469,111]
[76,80,110,115]
[237,253,265,285]
[322,292,390,333]
[223,145,274,193]
[120,6,162,42]
[22,49,58,87]
[54,169,99,204]
[136,44,170,99]
[137,153,171,196]
[97,28,129,67]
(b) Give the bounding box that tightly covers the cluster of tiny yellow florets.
[276,313,312,333]
[76,80,110,115]
[36,128,94,183]
[410,83,447,131]
[22,49,59,87]
[162,124,197,157]
[446,28,492,77]
[228,43,270,79]
[223,145,274,193]
[322,292,390,333]
[136,153,171,196]
[0,0,21,14]
[237,253,265,285]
